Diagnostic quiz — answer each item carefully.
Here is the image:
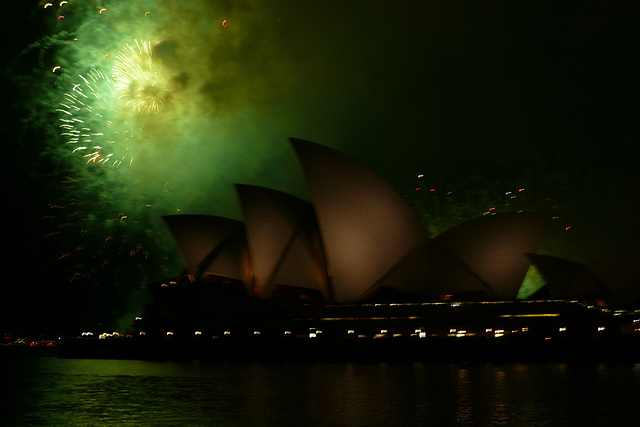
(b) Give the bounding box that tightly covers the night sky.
[4,1,639,334]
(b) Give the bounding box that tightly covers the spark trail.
[58,68,145,167]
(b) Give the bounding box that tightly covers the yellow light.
[499,313,560,318]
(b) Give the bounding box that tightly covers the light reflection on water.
[1,357,639,426]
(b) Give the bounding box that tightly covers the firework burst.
[113,40,172,114]
[57,68,145,167]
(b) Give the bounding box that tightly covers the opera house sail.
[162,214,252,293]
[290,138,431,303]
[235,184,331,302]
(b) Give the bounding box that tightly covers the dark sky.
[4,1,639,333]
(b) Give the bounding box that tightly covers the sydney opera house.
[131,138,638,360]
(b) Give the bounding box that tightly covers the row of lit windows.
[119,325,616,340]
[78,321,640,340]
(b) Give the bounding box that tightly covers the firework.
[113,40,172,114]
[57,68,144,167]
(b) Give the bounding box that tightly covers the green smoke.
[48,1,306,219]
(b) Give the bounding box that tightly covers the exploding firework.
[113,40,172,114]
[57,68,145,167]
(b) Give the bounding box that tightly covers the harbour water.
[2,355,639,426]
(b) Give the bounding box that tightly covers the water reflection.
[489,369,513,425]
[1,358,639,426]
[454,368,472,423]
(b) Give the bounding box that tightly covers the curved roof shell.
[526,253,605,299]
[290,138,430,303]
[235,184,331,301]
[366,240,491,298]
[526,252,640,307]
[162,214,251,291]
[432,212,552,299]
